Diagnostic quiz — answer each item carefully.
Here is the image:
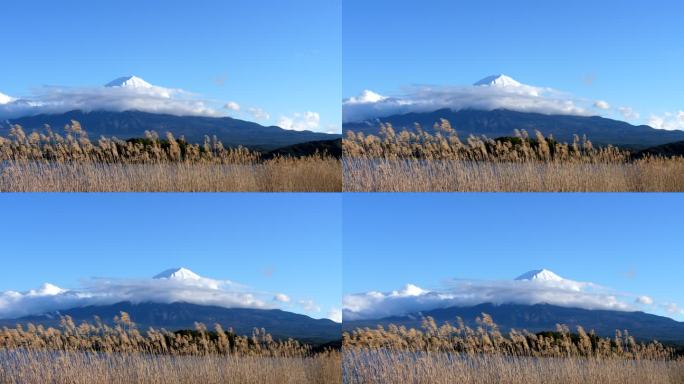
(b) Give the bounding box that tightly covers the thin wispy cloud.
[648,111,684,130]
[247,107,270,121]
[223,101,241,112]
[277,111,321,131]
[618,106,640,121]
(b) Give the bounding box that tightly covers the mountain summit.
[473,74,522,87]
[105,75,154,89]
[515,269,564,282]
[515,268,582,291]
[153,267,202,281]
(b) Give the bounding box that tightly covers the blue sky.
[343,193,684,320]
[0,0,340,132]
[343,0,684,129]
[0,194,341,321]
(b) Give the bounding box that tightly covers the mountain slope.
[635,140,684,158]
[1,110,339,151]
[0,301,341,343]
[343,108,684,149]
[264,139,342,159]
[343,302,684,343]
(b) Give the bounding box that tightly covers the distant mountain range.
[0,301,341,344]
[343,303,684,344]
[343,108,684,150]
[1,110,340,151]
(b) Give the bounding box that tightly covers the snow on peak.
[515,269,564,282]
[346,89,387,104]
[0,92,13,104]
[153,267,201,281]
[473,74,522,87]
[392,284,428,297]
[515,269,584,292]
[29,283,66,296]
[474,74,522,88]
[105,75,153,89]
[358,90,386,103]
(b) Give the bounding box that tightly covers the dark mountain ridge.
[343,302,684,343]
[1,110,340,151]
[0,301,341,343]
[343,108,684,149]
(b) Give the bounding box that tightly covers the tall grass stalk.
[0,313,341,383]
[343,314,684,383]
[343,121,684,191]
[0,122,341,192]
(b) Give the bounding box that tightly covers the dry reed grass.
[343,314,684,384]
[0,313,341,383]
[0,122,341,192]
[343,121,684,191]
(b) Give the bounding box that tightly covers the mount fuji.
[343,75,684,149]
[0,267,341,343]
[105,75,155,89]
[0,76,339,151]
[343,269,684,343]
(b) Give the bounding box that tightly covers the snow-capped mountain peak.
[358,90,386,103]
[515,269,584,292]
[399,284,428,297]
[345,89,387,104]
[28,283,66,296]
[515,268,564,282]
[153,267,202,281]
[474,74,522,88]
[105,75,153,89]
[0,92,13,104]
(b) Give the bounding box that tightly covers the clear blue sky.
[343,193,684,320]
[0,0,341,132]
[343,0,684,126]
[0,193,341,318]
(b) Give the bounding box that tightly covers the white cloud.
[299,299,321,313]
[618,106,640,121]
[636,295,654,305]
[274,293,291,303]
[343,270,663,321]
[327,307,342,323]
[594,100,610,110]
[223,101,241,112]
[277,111,320,131]
[342,75,592,123]
[0,92,14,105]
[0,77,220,119]
[647,111,684,131]
[0,268,298,319]
[247,107,270,121]
[662,303,684,315]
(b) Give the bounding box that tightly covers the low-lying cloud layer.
[0,77,219,119]
[343,74,684,132]
[0,76,327,132]
[0,268,339,322]
[343,75,593,123]
[343,269,669,321]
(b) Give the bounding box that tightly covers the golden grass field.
[0,313,341,384]
[343,121,684,192]
[342,314,684,384]
[0,122,341,192]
